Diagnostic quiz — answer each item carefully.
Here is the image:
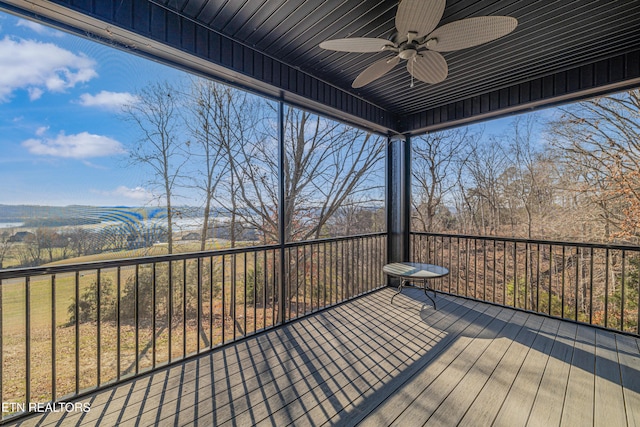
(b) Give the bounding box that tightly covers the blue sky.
[0,11,183,206]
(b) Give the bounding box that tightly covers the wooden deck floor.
[7,287,640,426]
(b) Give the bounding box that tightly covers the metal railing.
[0,232,386,422]
[411,232,640,337]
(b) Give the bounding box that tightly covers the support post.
[386,134,411,285]
[278,100,287,324]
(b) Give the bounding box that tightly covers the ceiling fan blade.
[396,0,446,39]
[408,51,448,84]
[319,37,394,53]
[426,16,518,52]
[352,56,400,88]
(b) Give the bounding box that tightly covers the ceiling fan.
[319,0,518,88]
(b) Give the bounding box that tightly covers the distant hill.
[0,204,168,227]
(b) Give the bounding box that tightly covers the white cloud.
[92,186,155,203]
[16,19,62,37]
[0,36,98,102]
[28,87,44,101]
[111,186,154,201]
[78,90,137,111]
[35,126,49,136]
[22,131,126,159]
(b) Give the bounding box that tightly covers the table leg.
[390,277,407,303]
[391,278,437,308]
[422,279,437,309]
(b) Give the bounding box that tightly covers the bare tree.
[231,106,385,242]
[0,229,14,269]
[502,116,557,239]
[204,83,263,246]
[185,78,228,250]
[123,81,188,254]
[412,128,474,232]
[453,133,510,235]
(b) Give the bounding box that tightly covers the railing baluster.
[232,254,237,341]
[152,263,157,366]
[503,241,507,306]
[359,238,363,295]
[341,240,345,301]
[169,261,173,362]
[26,275,31,404]
[447,237,451,293]
[370,237,374,292]
[96,268,101,386]
[263,250,267,330]
[116,267,121,381]
[243,252,247,336]
[548,245,553,316]
[197,258,202,353]
[329,242,334,304]
[492,240,496,303]
[304,245,308,313]
[473,238,477,299]
[324,242,328,306]
[457,237,461,295]
[589,247,594,324]
[75,271,79,394]
[318,243,322,307]
[210,256,214,348]
[221,254,226,344]
[253,250,257,333]
[483,240,487,301]
[262,251,269,329]
[513,242,517,308]
[466,239,470,298]
[316,244,322,309]
[561,246,566,319]
[537,244,541,312]
[575,247,579,322]
[51,274,56,401]
[271,249,276,327]
[352,239,356,298]
[621,250,625,332]
[604,248,610,328]
[183,259,187,357]
[135,264,139,375]
[636,252,640,336]
[312,244,316,309]
[524,242,529,310]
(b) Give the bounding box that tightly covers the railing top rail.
[0,232,386,279]
[411,231,640,252]
[283,232,386,248]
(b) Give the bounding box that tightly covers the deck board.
[527,320,576,427]
[4,288,640,427]
[594,329,627,427]
[560,324,596,426]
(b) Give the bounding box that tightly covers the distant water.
[0,222,23,229]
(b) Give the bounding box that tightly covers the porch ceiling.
[3,0,640,134]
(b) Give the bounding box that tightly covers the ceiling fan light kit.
[318,0,518,88]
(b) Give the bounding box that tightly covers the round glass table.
[383,262,449,308]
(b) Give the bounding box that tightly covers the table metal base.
[391,277,437,308]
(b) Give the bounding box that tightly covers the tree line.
[411,89,640,245]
